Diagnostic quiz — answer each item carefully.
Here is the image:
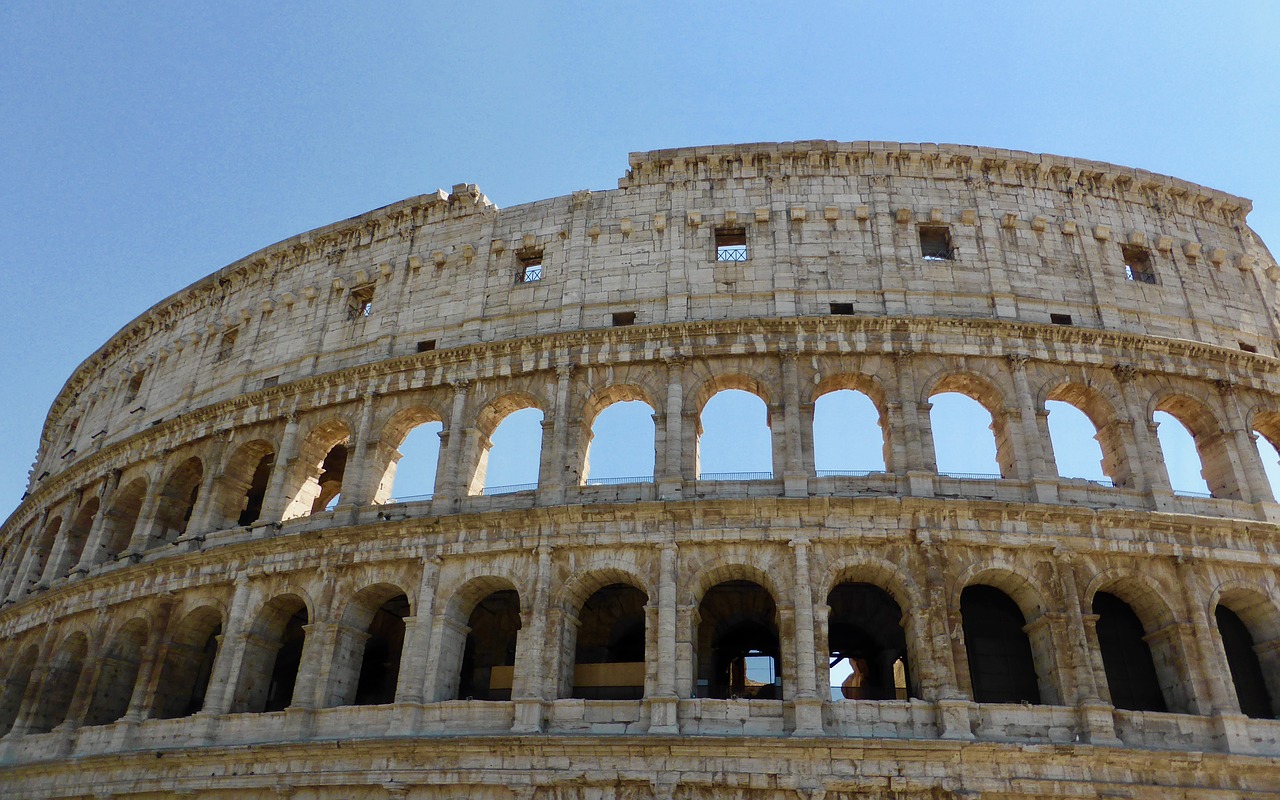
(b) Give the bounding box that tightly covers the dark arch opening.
[961,585,1041,704]
[84,619,149,726]
[696,580,780,699]
[827,582,911,700]
[1093,591,1167,712]
[310,444,348,513]
[239,451,274,526]
[571,583,648,699]
[28,634,87,733]
[352,593,409,706]
[152,608,222,719]
[457,589,521,701]
[1216,604,1275,719]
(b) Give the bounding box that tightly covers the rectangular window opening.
[416,339,437,353]
[1239,342,1258,353]
[517,250,544,283]
[261,375,280,389]
[215,327,239,363]
[122,370,145,405]
[1050,313,1073,325]
[715,227,748,262]
[919,226,955,261]
[348,284,375,320]
[611,311,636,327]
[830,302,855,315]
[1121,245,1157,284]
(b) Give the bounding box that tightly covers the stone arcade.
[1,141,1279,798]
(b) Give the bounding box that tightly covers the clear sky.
[2,2,1279,512]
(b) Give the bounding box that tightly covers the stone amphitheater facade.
[2,141,1279,799]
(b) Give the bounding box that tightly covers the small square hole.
[261,376,279,389]
[830,302,854,315]
[919,226,954,260]
[1239,342,1258,353]
[517,250,543,283]
[417,339,437,353]
[715,227,748,262]
[1121,245,1157,284]
[1050,313,1073,325]
[348,284,375,319]
[611,311,636,327]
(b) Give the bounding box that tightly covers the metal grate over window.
[715,227,748,262]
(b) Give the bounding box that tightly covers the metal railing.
[483,482,538,496]
[697,471,773,481]
[815,469,884,478]
[388,493,433,504]
[1174,489,1214,499]
[715,245,748,262]
[937,472,1002,481]
[584,475,654,486]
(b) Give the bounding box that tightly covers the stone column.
[656,357,685,499]
[397,556,441,705]
[541,363,576,502]
[1217,380,1278,514]
[1114,365,1173,510]
[916,534,973,740]
[7,509,51,601]
[199,578,253,716]
[1053,555,1120,744]
[648,542,680,734]
[73,469,122,574]
[259,413,302,523]
[38,490,83,587]
[435,379,471,508]
[780,351,810,497]
[339,392,380,509]
[1008,354,1058,502]
[894,352,936,496]
[511,545,552,733]
[789,538,823,735]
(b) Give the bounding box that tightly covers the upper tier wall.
[26,142,1278,492]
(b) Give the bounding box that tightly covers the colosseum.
[1,141,1279,799]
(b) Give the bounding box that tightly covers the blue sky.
[2,2,1279,511]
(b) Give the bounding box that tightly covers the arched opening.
[457,589,521,700]
[20,514,61,592]
[210,440,275,529]
[0,645,38,735]
[310,444,348,513]
[84,618,149,726]
[571,583,647,699]
[151,606,222,719]
[328,585,410,707]
[28,632,87,733]
[152,457,204,545]
[99,477,148,562]
[583,400,656,485]
[1215,604,1276,719]
[55,497,98,578]
[826,583,911,700]
[1046,401,1110,483]
[231,595,308,713]
[1154,396,1237,498]
[472,403,544,495]
[695,580,781,699]
[961,585,1041,704]
[813,389,887,474]
[386,421,443,502]
[697,389,772,480]
[929,391,1005,478]
[1093,592,1167,712]
[1252,420,1280,502]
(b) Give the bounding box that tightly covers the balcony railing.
[584,475,654,486]
[483,482,539,496]
[697,471,773,481]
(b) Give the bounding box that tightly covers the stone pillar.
[73,469,122,574]
[1054,555,1120,744]
[122,600,175,724]
[656,357,685,499]
[1007,354,1058,502]
[38,490,83,587]
[397,556,441,705]
[789,538,823,735]
[259,413,302,523]
[6,509,51,601]
[339,392,380,509]
[1114,365,1173,510]
[894,352,936,496]
[648,542,680,734]
[542,363,576,502]
[780,352,810,497]
[436,379,471,507]
[511,545,552,733]
[1217,381,1279,515]
[199,577,253,716]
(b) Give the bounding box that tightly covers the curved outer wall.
[0,141,1278,799]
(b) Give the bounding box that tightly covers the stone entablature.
[26,143,1278,494]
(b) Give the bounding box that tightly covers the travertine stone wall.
[2,143,1279,799]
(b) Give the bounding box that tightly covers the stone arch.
[0,642,39,735]
[151,604,225,719]
[442,575,523,702]
[1041,379,1130,487]
[328,581,412,707]
[923,370,1015,479]
[554,564,653,700]
[28,630,89,733]
[578,384,658,485]
[52,495,99,579]
[1248,407,1280,453]
[210,438,276,529]
[1150,390,1238,498]
[284,418,352,519]
[467,391,545,495]
[84,615,150,726]
[955,565,1056,705]
[18,513,63,594]
[686,560,784,607]
[1211,582,1280,719]
[99,476,149,563]
[1086,581,1176,713]
[694,578,781,699]
[812,373,892,473]
[151,456,204,546]
[231,592,312,713]
[372,402,447,504]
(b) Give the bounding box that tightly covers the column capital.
[1112,363,1139,383]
